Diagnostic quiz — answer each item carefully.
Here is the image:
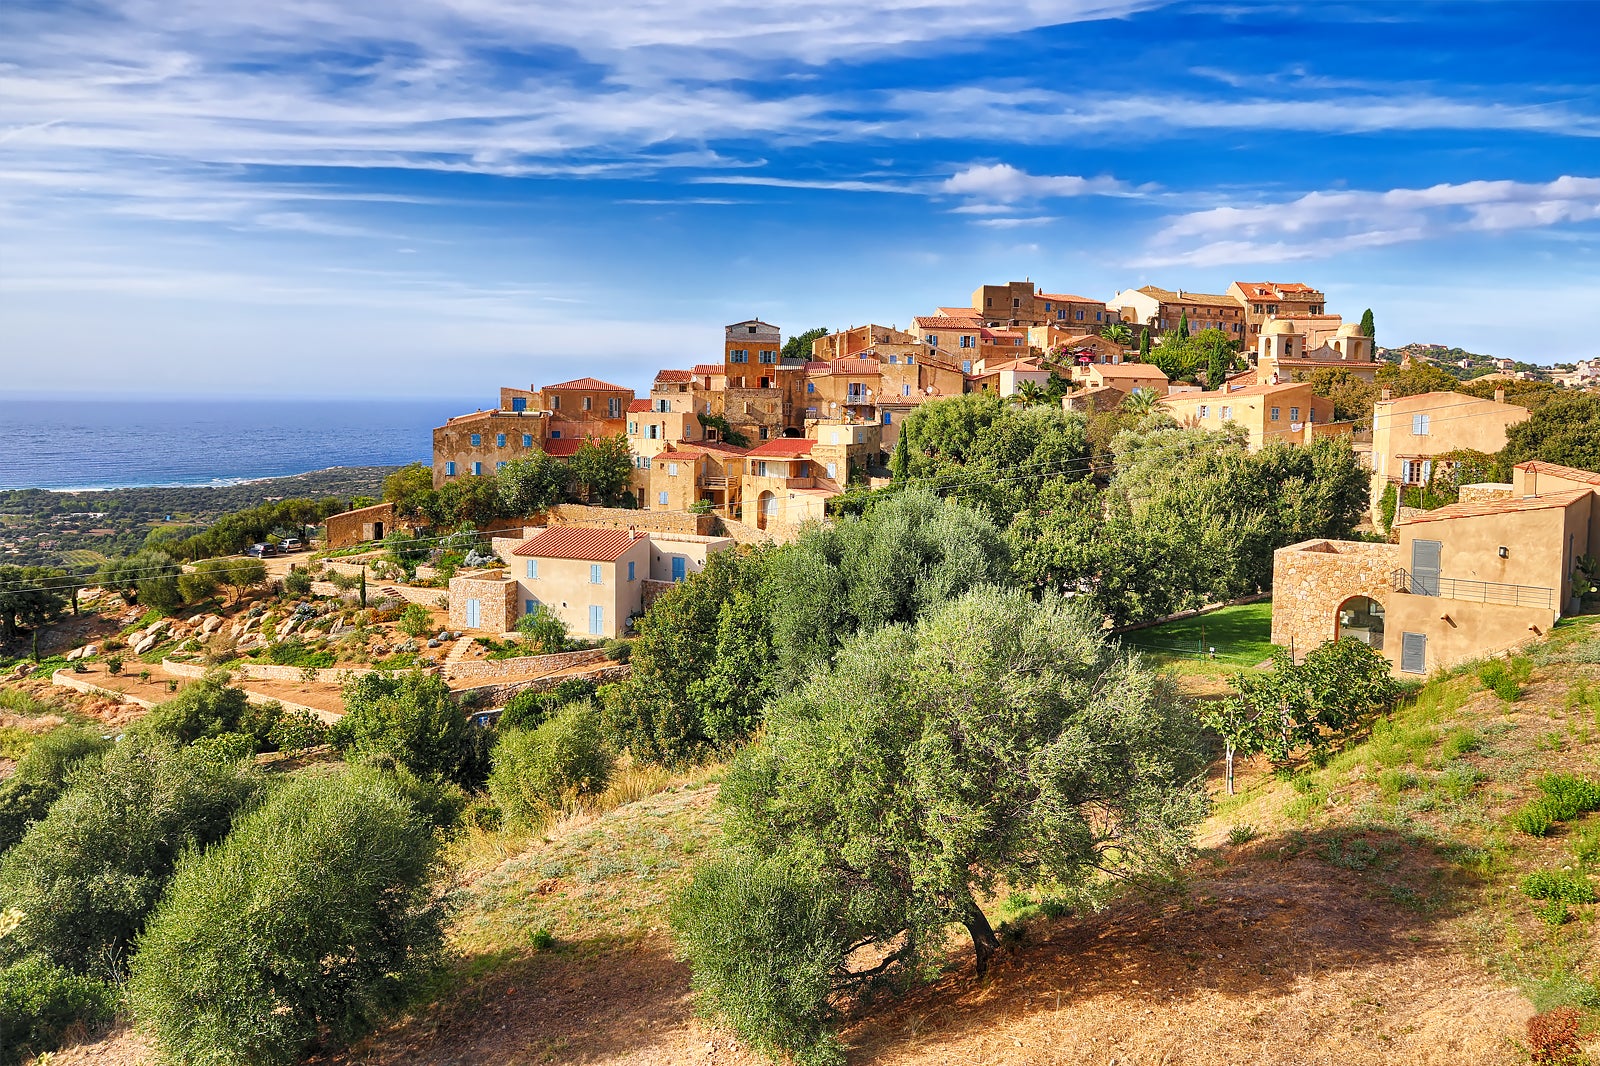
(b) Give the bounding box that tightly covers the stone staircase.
[444,636,476,666]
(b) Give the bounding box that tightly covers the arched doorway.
[1336,596,1385,651]
[757,491,777,530]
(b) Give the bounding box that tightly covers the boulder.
[132,636,157,656]
[81,644,99,659]
[187,613,205,626]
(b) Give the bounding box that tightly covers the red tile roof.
[540,437,585,457]
[829,358,881,375]
[1398,488,1591,525]
[1084,363,1168,380]
[1515,461,1600,486]
[936,306,984,319]
[662,441,750,459]
[1036,292,1099,303]
[746,438,815,458]
[543,377,630,392]
[654,369,693,383]
[690,363,724,375]
[1136,286,1239,308]
[627,399,651,413]
[913,316,982,329]
[511,526,643,562]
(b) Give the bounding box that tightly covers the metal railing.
[1391,567,1555,609]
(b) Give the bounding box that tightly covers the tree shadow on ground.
[310,937,758,1066]
[843,823,1525,1066]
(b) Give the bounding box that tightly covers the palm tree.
[1013,380,1045,407]
[1121,388,1161,416]
[1101,321,1134,346]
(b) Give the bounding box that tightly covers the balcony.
[700,475,729,489]
[1391,568,1555,610]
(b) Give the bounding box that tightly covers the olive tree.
[673,587,1206,1061]
[128,767,446,1065]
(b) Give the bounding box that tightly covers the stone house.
[1272,460,1597,675]
[739,438,834,531]
[1071,361,1170,396]
[1108,286,1247,339]
[1253,320,1377,385]
[1035,292,1121,332]
[1226,282,1328,344]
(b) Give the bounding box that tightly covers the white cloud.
[1139,176,1600,266]
[971,215,1058,228]
[942,163,1139,201]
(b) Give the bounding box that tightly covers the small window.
[627,561,636,581]
[1221,406,1232,421]
[961,360,971,373]
[552,395,560,410]
[830,431,839,444]
[807,382,815,393]
[511,396,527,411]
[882,411,892,425]
[1412,413,1431,435]
[827,462,837,478]
[658,490,668,505]
[445,461,456,476]
[628,422,638,434]
[906,354,913,364]
[609,398,621,417]
[668,463,678,476]
[1400,632,1427,674]
[590,564,602,585]
[1075,311,1084,320]
[496,433,506,447]
[496,461,506,471]
[522,433,533,447]
[471,462,482,475]
[760,350,777,363]
[1290,406,1300,422]
[1270,406,1280,421]
[730,349,749,363]
[583,396,592,411]
[902,384,911,396]
[1199,404,1210,418]
[589,604,604,636]
[926,334,938,346]
[526,559,540,579]
[960,335,975,348]
[525,599,537,614]
[470,433,481,446]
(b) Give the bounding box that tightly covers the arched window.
[1336,596,1385,651]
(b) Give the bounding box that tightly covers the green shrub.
[330,670,489,789]
[1478,659,1529,702]
[0,734,262,977]
[398,603,432,638]
[190,731,257,765]
[498,677,599,732]
[0,955,117,1066]
[670,854,849,1066]
[127,767,446,1066]
[0,727,111,853]
[1510,802,1557,837]
[603,638,632,663]
[267,708,328,752]
[138,671,276,748]
[1537,772,1600,820]
[1440,727,1480,760]
[488,703,614,826]
[105,654,123,675]
[1226,823,1257,846]
[264,639,335,670]
[1435,761,1483,801]
[1522,869,1598,905]
[1573,826,1600,866]
[281,568,313,597]
[515,605,568,654]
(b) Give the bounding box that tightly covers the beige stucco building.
[1368,390,1530,522]
[1161,381,1343,451]
[1071,361,1169,396]
[1272,460,1597,676]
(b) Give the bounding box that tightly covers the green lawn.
[1117,600,1276,669]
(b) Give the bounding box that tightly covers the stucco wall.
[1384,596,1555,676]
[1398,495,1591,611]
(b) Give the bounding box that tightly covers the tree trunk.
[1225,739,1235,795]
[963,899,1000,978]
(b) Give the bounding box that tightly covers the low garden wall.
[308,580,444,606]
[464,663,631,708]
[548,504,712,537]
[51,671,159,709]
[162,658,377,685]
[442,648,608,683]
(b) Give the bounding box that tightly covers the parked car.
[246,542,278,558]
[279,537,303,552]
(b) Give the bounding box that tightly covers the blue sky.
[2,0,1597,399]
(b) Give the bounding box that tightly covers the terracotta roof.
[982,328,1027,340]
[1399,488,1592,525]
[654,369,693,383]
[661,441,750,460]
[627,399,651,413]
[690,363,724,375]
[913,316,982,329]
[540,437,585,457]
[511,526,643,562]
[936,306,984,320]
[1213,381,1314,397]
[1515,461,1600,486]
[543,377,630,392]
[1036,292,1099,303]
[1233,282,1324,299]
[829,358,881,375]
[1136,286,1239,308]
[986,358,1046,373]
[746,438,815,458]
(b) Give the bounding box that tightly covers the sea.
[0,398,479,491]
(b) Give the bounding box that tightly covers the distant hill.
[1377,342,1550,382]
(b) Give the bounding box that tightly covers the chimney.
[1380,388,1392,401]
[1494,387,1506,404]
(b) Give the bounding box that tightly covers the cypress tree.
[1138,328,1151,360]
[1360,308,1376,345]
[1178,312,1189,340]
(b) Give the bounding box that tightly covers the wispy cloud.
[1139,176,1600,266]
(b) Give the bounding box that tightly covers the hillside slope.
[44,617,1600,1066]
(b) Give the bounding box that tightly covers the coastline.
[34,464,418,495]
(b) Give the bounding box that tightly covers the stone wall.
[51,671,159,709]
[462,663,632,708]
[448,572,518,632]
[162,659,376,685]
[547,504,712,537]
[309,580,445,607]
[640,578,676,611]
[1459,482,1514,505]
[1271,539,1399,654]
[441,648,608,683]
[325,503,401,549]
[711,516,774,546]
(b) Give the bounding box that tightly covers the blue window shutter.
[628,561,635,581]
[470,434,480,446]
[590,564,602,584]
[671,556,686,582]
[496,433,506,447]
[525,599,536,614]
[589,604,603,635]
[471,462,481,475]
[446,461,456,476]
[511,397,526,412]
[658,491,668,505]
[523,434,533,446]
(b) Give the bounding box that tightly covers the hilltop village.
[313,277,1598,680]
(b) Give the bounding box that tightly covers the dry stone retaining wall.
[442,648,608,683]
[162,659,375,685]
[548,504,712,537]
[464,663,631,708]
